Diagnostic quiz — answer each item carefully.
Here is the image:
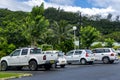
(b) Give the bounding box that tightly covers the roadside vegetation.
[0,72,32,79]
[0,2,120,58]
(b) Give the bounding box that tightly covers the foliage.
[24,3,49,46]
[113,46,120,50]
[0,37,16,58]
[1,3,120,56]
[104,32,120,42]
[91,43,103,49]
[104,38,115,47]
[56,40,74,53]
[80,26,100,49]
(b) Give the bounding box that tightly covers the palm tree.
[50,20,73,45]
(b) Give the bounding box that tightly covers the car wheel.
[60,65,65,68]
[1,61,8,71]
[103,57,110,64]
[80,59,87,65]
[29,60,38,71]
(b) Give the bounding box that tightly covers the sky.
[0,0,120,17]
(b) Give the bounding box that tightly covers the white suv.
[92,48,119,64]
[65,49,95,65]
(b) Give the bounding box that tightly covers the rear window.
[111,48,116,52]
[86,50,93,54]
[57,52,64,56]
[30,48,41,54]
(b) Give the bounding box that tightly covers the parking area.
[0,61,119,80]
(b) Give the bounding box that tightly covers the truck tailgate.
[46,54,58,60]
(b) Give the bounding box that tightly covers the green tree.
[24,3,49,46]
[91,42,103,49]
[104,38,115,47]
[80,26,100,49]
[50,20,73,45]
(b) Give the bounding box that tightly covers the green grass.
[0,72,32,79]
[0,72,22,78]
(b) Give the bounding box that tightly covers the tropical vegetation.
[0,3,120,57]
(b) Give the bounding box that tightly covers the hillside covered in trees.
[0,3,120,57]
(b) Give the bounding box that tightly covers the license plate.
[50,60,55,63]
[62,61,65,63]
[91,58,94,60]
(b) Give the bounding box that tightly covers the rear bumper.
[86,57,95,62]
[45,60,58,65]
[56,61,67,66]
[110,56,119,61]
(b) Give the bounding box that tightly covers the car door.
[8,49,21,65]
[93,49,104,61]
[65,50,74,63]
[19,49,29,65]
[72,50,82,62]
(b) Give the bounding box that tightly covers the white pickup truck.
[0,47,58,71]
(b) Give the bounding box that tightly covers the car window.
[58,52,64,56]
[46,52,52,54]
[86,50,93,54]
[74,51,82,55]
[30,48,41,54]
[66,51,74,56]
[104,49,110,52]
[93,49,104,53]
[111,48,116,52]
[21,49,28,55]
[11,50,21,56]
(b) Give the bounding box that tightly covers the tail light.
[86,53,89,57]
[43,55,46,60]
[111,53,114,56]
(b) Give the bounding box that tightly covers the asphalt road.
[8,62,120,80]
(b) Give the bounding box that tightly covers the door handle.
[101,54,104,55]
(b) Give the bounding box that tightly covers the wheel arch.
[80,58,86,61]
[1,60,8,66]
[102,56,110,61]
[29,58,38,64]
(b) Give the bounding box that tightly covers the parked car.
[0,47,58,71]
[65,49,95,65]
[43,50,67,68]
[116,48,120,56]
[92,48,119,64]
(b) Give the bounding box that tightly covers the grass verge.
[0,72,32,80]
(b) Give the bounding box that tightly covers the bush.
[0,51,6,59]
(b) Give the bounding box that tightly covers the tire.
[1,61,8,71]
[29,60,38,71]
[110,60,114,64]
[80,59,87,65]
[102,57,110,64]
[60,65,65,68]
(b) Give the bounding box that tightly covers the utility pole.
[78,12,81,49]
